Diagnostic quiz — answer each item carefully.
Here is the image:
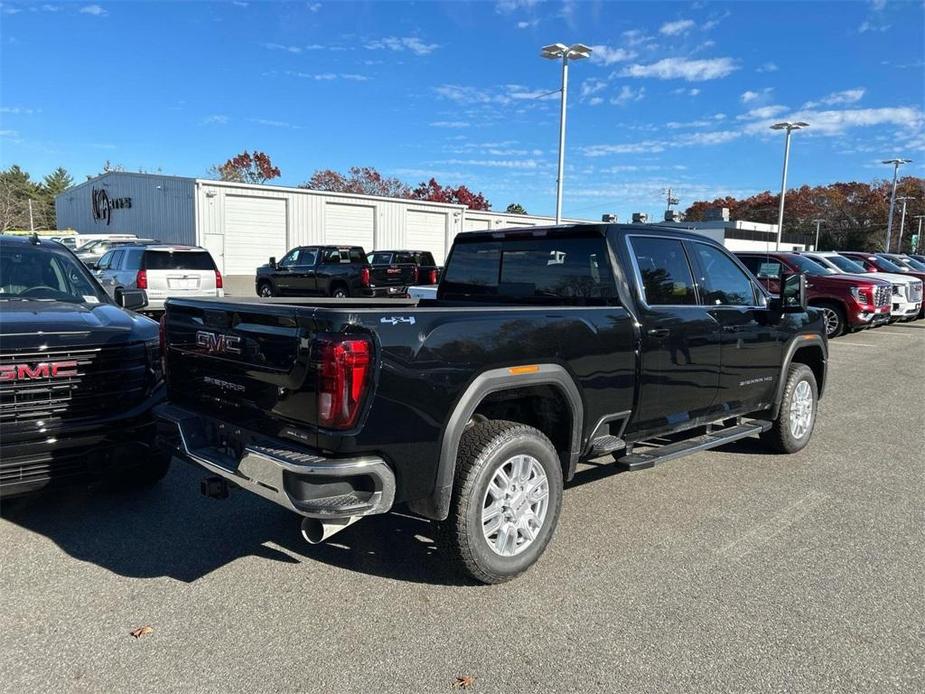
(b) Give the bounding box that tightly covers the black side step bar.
[617,422,771,471]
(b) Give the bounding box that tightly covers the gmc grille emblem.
[0,361,79,382]
[196,330,242,355]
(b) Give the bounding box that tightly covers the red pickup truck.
[736,251,891,338]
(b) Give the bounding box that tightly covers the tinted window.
[785,254,829,275]
[442,237,617,304]
[368,252,392,265]
[96,250,115,270]
[349,248,365,263]
[295,249,317,266]
[143,250,216,270]
[630,237,697,306]
[394,252,416,264]
[109,250,125,270]
[0,246,107,303]
[420,252,436,266]
[123,249,143,270]
[691,243,756,306]
[279,249,300,267]
[823,255,866,274]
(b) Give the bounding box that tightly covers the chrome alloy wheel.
[789,380,814,439]
[481,454,549,557]
[821,307,840,337]
[259,284,273,297]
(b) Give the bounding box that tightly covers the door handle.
[647,328,670,338]
[722,325,745,333]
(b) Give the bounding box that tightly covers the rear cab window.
[143,250,217,271]
[440,234,618,305]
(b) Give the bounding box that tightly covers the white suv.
[804,251,922,321]
[94,244,223,312]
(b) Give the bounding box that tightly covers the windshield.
[803,255,838,274]
[826,255,868,274]
[870,255,905,272]
[76,240,101,252]
[0,245,109,304]
[785,254,830,275]
[899,256,925,271]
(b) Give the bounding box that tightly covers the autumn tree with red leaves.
[213,150,281,185]
[411,178,490,210]
[301,166,411,198]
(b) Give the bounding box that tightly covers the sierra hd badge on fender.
[195,330,242,355]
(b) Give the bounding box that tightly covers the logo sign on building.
[91,187,132,225]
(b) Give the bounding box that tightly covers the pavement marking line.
[829,342,877,347]
[716,490,829,560]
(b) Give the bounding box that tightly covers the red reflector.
[215,270,223,289]
[317,337,371,429]
[136,269,147,289]
[427,269,438,284]
[360,267,370,287]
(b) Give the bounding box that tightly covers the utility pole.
[813,219,825,250]
[895,196,915,252]
[882,158,912,251]
[912,215,924,254]
[28,199,34,232]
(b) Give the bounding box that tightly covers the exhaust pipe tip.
[301,516,361,544]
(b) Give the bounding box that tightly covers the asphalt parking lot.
[1,323,923,694]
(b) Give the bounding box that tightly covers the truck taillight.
[360,267,370,287]
[136,269,147,289]
[316,337,372,429]
[215,270,223,289]
[427,268,438,284]
[414,266,420,284]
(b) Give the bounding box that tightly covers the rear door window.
[690,243,757,306]
[109,250,125,270]
[143,250,216,270]
[629,237,697,306]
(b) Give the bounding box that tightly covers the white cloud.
[264,42,303,54]
[660,19,695,36]
[516,19,539,29]
[232,1,248,7]
[440,158,541,170]
[200,115,229,125]
[742,106,923,135]
[858,20,891,33]
[430,121,470,128]
[284,71,367,81]
[588,97,604,106]
[495,0,538,12]
[802,88,865,109]
[307,2,321,11]
[79,4,107,16]
[621,57,737,81]
[610,85,646,106]
[249,118,300,129]
[870,0,887,10]
[0,106,36,114]
[757,62,778,73]
[340,73,369,81]
[365,36,439,55]
[582,130,741,156]
[0,129,19,137]
[740,87,773,103]
[666,115,727,129]
[589,45,637,65]
[672,87,701,97]
[701,10,732,31]
[580,78,608,99]
[736,105,788,120]
[621,29,655,46]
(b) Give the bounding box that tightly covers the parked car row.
[735,250,923,338]
[255,245,440,298]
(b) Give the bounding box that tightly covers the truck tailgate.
[370,263,417,289]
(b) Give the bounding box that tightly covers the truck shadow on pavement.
[0,462,472,586]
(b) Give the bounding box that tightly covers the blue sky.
[1,0,923,220]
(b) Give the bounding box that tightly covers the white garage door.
[224,196,288,275]
[464,217,491,232]
[326,203,375,250]
[406,209,447,262]
[499,219,536,228]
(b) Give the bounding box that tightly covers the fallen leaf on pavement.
[130,625,154,639]
[453,675,475,689]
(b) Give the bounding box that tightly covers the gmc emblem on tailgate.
[196,330,242,355]
[0,361,79,382]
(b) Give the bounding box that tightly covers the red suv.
[736,252,891,338]
[841,252,925,318]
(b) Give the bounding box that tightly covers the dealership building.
[55,172,591,295]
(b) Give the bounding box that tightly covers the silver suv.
[94,244,223,312]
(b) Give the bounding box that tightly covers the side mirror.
[770,272,807,313]
[118,288,148,311]
[268,257,277,269]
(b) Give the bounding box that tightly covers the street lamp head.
[882,158,912,165]
[770,121,810,131]
[567,43,592,60]
[541,43,569,59]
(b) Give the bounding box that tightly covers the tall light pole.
[895,196,915,252]
[813,218,825,250]
[912,215,924,253]
[882,158,912,252]
[541,42,592,224]
[770,121,809,250]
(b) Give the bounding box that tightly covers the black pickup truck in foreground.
[156,225,827,583]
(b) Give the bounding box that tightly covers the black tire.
[815,301,845,338]
[331,284,349,298]
[112,449,172,490]
[435,419,563,584]
[257,281,275,298]
[760,363,818,454]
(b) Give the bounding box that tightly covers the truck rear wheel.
[760,363,818,454]
[436,420,563,584]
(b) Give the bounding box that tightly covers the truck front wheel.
[436,420,563,584]
[760,363,818,454]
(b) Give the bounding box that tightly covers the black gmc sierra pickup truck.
[0,234,170,497]
[156,225,827,583]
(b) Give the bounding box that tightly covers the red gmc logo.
[0,361,79,382]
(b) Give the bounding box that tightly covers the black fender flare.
[408,364,583,521]
[770,334,827,419]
